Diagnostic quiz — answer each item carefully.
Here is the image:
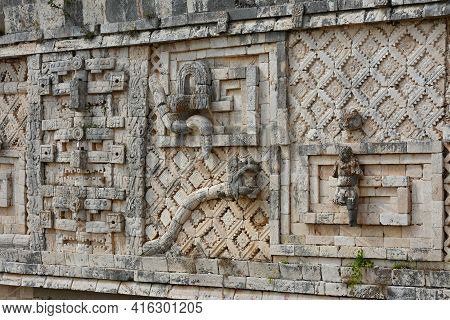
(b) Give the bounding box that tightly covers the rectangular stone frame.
[270,141,445,262]
[0,149,27,245]
[154,32,288,148]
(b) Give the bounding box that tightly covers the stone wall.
[0,0,449,299]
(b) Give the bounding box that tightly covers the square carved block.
[110,145,125,164]
[107,213,123,232]
[40,144,55,162]
[39,210,53,229]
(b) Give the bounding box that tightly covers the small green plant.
[392,262,411,270]
[143,10,157,19]
[348,249,374,290]
[83,30,96,40]
[268,277,274,285]
[280,260,289,264]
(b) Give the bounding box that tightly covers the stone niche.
[271,18,449,263]
[269,142,445,262]
[0,59,28,239]
[144,34,288,261]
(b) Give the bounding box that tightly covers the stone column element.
[125,46,149,255]
[26,54,45,250]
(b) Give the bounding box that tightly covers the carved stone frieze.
[288,19,447,143]
[142,156,262,256]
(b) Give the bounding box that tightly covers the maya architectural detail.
[332,146,363,227]
[0,0,449,300]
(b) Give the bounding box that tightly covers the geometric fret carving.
[288,19,447,143]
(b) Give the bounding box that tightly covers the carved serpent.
[142,160,260,256]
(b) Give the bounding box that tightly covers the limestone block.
[352,284,385,299]
[195,259,219,274]
[114,255,142,270]
[321,265,341,283]
[21,275,46,288]
[44,277,73,290]
[386,248,408,260]
[443,125,450,142]
[409,249,443,261]
[272,279,296,293]
[387,286,417,300]
[153,272,170,284]
[334,236,355,246]
[406,165,422,178]
[416,288,437,300]
[88,254,115,268]
[382,176,409,187]
[167,257,196,273]
[270,244,294,256]
[246,277,274,291]
[425,271,450,288]
[431,153,443,174]
[223,276,246,289]
[218,259,249,277]
[294,245,320,256]
[84,199,112,211]
[279,263,302,281]
[110,145,126,164]
[0,173,12,208]
[37,265,60,277]
[397,187,411,214]
[437,290,450,300]
[325,283,347,297]
[60,265,82,278]
[169,273,190,286]
[431,174,443,201]
[294,280,315,294]
[302,265,321,281]
[384,237,410,248]
[95,280,120,294]
[393,269,425,287]
[188,274,224,287]
[380,213,410,226]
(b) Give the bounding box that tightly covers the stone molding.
[0,253,449,299]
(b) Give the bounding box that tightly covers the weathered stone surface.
[0,0,448,302]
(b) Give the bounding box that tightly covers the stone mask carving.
[331,146,363,226]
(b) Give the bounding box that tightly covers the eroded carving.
[331,146,363,227]
[149,74,213,159]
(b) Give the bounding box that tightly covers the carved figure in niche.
[149,61,213,159]
[331,146,363,226]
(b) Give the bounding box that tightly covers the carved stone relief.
[0,60,28,150]
[30,49,132,254]
[0,59,28,239]
[444,127,450,262]
[142,38,285,261]
[288,19,447,143]
[331,146,363,227]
